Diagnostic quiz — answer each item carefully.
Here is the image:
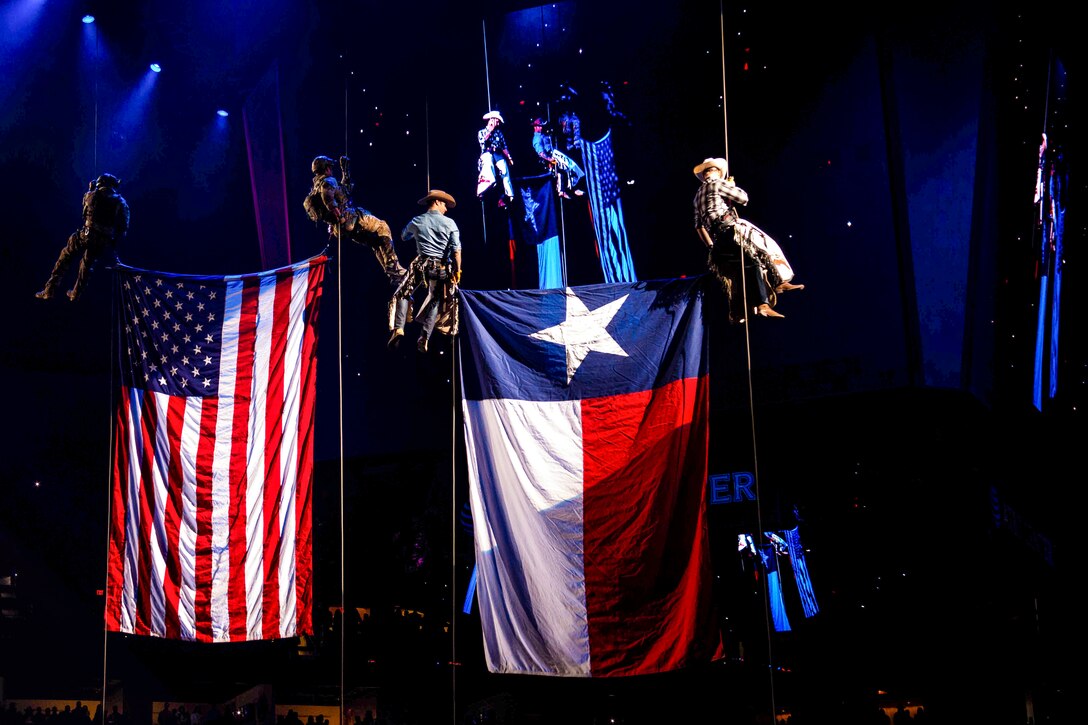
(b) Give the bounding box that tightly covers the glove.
[339,156,351,171]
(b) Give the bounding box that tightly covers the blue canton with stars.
[459,277,707,403]
[117,268,230,397]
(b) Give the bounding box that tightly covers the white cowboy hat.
[693,157,728,180]
[482,111,504,124]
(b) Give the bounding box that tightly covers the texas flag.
[459,277,722,677]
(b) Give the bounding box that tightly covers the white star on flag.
[529,288,629,384]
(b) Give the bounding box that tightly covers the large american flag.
[105,255,326,642]
[581,130,637,284]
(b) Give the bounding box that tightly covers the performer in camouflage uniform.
[303,155,405,288]
[36,173,129,302]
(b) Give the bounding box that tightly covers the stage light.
[82,15,95,24]
[149,63,161,73]
[216,109,228,117]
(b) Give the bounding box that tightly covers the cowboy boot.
[754,303,785,319]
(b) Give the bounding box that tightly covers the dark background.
[1,1,1083,724]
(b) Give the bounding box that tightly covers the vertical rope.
[719,1,775,720]
[337,51,351,725]
[100,272,119,725]
[450,340,458,725]
[94,24,99,175]
[426,98,431,192]
[336,221,346,725]
[719,0,729,163]
[480,19,491,246]
[482,19,492,111]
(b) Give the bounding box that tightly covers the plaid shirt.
[693,177,748,231]
[478,126,509,155]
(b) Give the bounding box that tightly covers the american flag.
[581,130,637,284]
[105,255,326,642]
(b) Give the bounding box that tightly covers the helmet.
[311,156,336,175]
[94,173,122,188]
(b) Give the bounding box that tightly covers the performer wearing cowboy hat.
[389,189,462,353]
[476,111,515,207]
[531,116,584,199]
[693,157,803,321]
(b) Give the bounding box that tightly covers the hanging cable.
[450,341,458,725]
[99,273,119,725]
[425,98,432,192]
[94,24,100,175]
[718,1,729,163]
[480,19,492,246]
[482,19,492,111]
[336,219,346,725]
[718,1,776,721]
[95,27,110,723]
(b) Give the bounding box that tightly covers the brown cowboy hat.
[693,157,728,180]
[418,189,457,208]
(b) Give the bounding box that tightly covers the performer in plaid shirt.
[476,111,515,208]
[693,157,803,321]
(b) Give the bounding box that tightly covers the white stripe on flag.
[211,279,244,641]
[246,273,278,640]
[463,397,591,676]
[177,397,202,639]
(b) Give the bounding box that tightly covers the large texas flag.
[459,277,722,677]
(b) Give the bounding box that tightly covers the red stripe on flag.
[261,271,293,639]
[581,375,716,676]
[228,280,261,639]
[194,398,218,641]
[106,391,133,632]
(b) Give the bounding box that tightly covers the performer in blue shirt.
[531,117,583,199]
[389,190,462,352]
